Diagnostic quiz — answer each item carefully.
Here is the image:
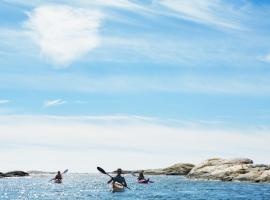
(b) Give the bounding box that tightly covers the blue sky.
[0,0,270,171]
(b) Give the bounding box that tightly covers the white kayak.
[112,182,125,193]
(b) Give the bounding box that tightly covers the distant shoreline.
[2,158,270,183]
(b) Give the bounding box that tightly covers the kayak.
[112,182,125,193]
[54,179,62,184]
[138,179,154,184]
[138,179,150,184]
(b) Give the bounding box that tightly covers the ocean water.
[0,174,270,200]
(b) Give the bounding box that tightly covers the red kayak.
[138,179,153,184]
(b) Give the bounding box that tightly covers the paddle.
[131,172,137,177]
[49,169,68,182]
[131,172,154,183]
[97,167,130,190]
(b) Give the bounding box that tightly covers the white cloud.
[0,99,10,104]
[79,0,142,10]
[6,0,245,31]
[0,115,269,172]
[24,5,103,66]
[43,99,66,107]
[259,54,270,63]
[4,0,146,12]
[159,0,243,30]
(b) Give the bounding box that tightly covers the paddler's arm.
[107,178,113,184]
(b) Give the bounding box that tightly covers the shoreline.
[2,157,270,183]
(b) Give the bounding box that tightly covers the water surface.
[0,174,269,199]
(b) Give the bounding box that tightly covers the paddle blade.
[62,169,68,174]
[131,172,137,177]
[97,167,107,174]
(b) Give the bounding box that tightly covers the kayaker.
[137,170,152,183]
[107,168,127,187]
[138,170,145,180]
[54,171,62,183]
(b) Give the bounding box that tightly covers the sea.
[0,174,270,199]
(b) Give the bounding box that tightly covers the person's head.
[141,170,144,173]
[116,168,122,175]
[57,171,61,175]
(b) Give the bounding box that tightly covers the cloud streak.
[0,99,10,104]
[1,0,269,97]
[1,72,270,96]
[259,54,270,63]
[43,99,66,107]
[24,5,103,66]
[0,114,269,172]
[159,0,245,30]
[1,0,263,67]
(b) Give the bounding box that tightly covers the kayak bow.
[54,179,62,184]
[138,178,154,184]
[138,179,150,184]
[112,182,125,193]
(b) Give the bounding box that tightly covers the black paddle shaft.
[97,167,113,178]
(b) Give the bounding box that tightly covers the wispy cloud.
[0,99,10,104]
[0,114,269,171]
[43,99,66,107]
[0,0,262,67]
[3,0,147,12]
[79,0,145,11]
[24,5,103,66]
[159,0,244,30]
[1,72,270,96]
[258,54,270,63]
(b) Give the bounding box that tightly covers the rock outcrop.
[114,163,194,175]
[0,172,5,178]
[0,171,29,178]
[187,158,270,183]
[151,163,195,175]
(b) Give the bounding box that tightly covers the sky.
[0,0,270,172]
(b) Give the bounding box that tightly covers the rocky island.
[0,171,29,178]
[145,163,195,175]
[114,163,195,175]
[187,158,270,183]
[119,158,270,183]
